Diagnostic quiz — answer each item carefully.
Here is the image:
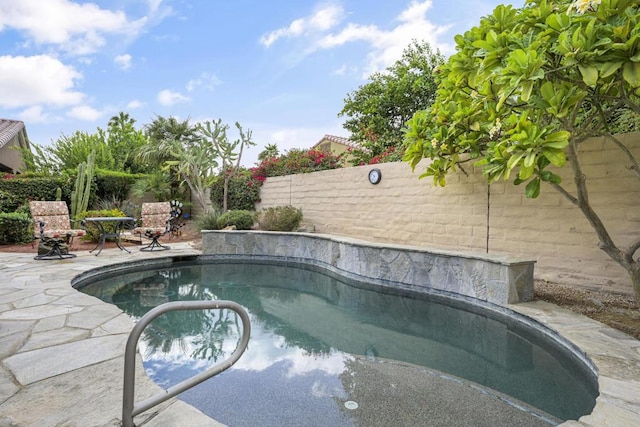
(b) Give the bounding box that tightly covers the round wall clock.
[368,168,382,185]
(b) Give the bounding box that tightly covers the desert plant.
[217,210,255,230]
[256,206,303,231]
[195,209,223,231]
[129,171,172,201]
[70,151,95,223]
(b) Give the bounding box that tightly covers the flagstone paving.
[0,242,638,426]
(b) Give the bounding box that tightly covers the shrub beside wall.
[210,171,260,211]
[0,213,32,244]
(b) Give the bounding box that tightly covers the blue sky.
[0,0,512,167]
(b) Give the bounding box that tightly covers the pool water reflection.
[78,259,597,425]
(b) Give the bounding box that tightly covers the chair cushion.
[29,201,84,238]
[42,229,86,239]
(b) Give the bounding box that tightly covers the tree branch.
[603,134,640,180]
[566,138,626,265]
[549,182,578,205]
[626,238,640,263]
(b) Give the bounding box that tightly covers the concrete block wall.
[256,134,640,292]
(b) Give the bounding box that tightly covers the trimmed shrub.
[0,176,71,208]
[0,212,32,244]
[217,210,255,230]
[0,189,22,213]
[256,206,303,231]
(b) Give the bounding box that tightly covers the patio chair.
[29,201,87,260]
[133,202,172,251]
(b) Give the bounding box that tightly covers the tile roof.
[0,119,26,149]
[313,134,361,149]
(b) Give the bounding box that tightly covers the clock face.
[368,168,382,185]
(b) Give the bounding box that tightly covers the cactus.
[70,151,95,225]
[55,187,62,201]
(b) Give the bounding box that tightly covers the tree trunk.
[560,138,640,308]
[631,263,640,309]
[223,176,230,212]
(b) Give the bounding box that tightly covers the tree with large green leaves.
[339,40,444,159]
[404,0,640,304]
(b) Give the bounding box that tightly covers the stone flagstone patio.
[0,241,639,426]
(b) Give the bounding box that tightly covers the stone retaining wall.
[202,230,535,306]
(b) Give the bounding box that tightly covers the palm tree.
[258,143,279,161]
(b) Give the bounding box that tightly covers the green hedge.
[95,168,147,202]
[0,177,70,212]
[0,212,32,244]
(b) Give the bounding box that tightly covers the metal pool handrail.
[122,300,251,427]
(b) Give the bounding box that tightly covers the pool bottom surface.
[175,355,559,427]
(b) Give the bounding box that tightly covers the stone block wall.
[202,231,535,306]
[256,134,640,292]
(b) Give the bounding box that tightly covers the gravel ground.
[534,280,640,340]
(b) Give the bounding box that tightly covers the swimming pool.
[75,257,598,426]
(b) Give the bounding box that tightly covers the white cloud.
[186,72,222,92]
[157,89,190,106]
[17,105,52,123]
[318,0,451,76]
[114,53,132,70]
[317,23,380,48]
[332,64,357,76]
[67,105,102,121]
[260,3,344,47]
[260,1,452,77]
[0,0,145,55]
[126,100,144,109]
[0,54,84,108]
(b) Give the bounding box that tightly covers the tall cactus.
[55,187,62,201]
[70,151,95,226]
